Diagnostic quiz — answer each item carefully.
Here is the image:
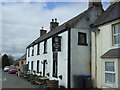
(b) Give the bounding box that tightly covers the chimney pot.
[50,18,59,31]
[42,27,44,30]
[55,18,57,22]
[52,19,54,22]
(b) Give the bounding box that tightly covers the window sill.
[112,44,120,47]
[78,43,88,46]
[43,52,47,54]
[37,53,40,55]
[52,76,58,78]
[103,83,118,88]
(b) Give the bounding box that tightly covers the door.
[43,60,47,76]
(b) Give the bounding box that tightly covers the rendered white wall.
[57,31,68,88]
[71,28,91,88]
[26,31,68,88]
[91,19,120,88]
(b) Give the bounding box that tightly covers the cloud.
[2,0,89,3]
[1,1,110,59]
[1,2,88,59]
[0,2,2,53]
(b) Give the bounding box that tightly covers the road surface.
[2,70,38,88]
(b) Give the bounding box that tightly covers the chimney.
[110,0,120,5]
[89,0,102,8]
[40,27,47,37]
[50,18,59,31]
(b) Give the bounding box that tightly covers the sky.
[0,0,110,60]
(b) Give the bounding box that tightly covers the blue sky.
[0,1,110,60]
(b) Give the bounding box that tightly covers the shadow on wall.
[0,56,1,69]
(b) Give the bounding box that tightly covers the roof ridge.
[93,2,120,27]
[27,6,101,48]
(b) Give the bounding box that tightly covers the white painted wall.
[69,6,103,88]
[26,5,104,88]
[71,28,91,88]
[57,31,68,88]
[91,19,120,88]
[26,31,68,88]
[27,40,52,76]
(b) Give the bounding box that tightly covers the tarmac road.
[2,70,38,88]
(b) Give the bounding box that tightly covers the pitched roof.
[101,48,120,58]
[18,54,26,60]
[93,1,120,27]
[27,7,95,48]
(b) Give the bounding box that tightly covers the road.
[2,70,38,88]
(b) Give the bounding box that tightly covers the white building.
[91,1,120,89]
[26,1,103,88]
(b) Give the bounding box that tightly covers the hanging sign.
[52,36,61,52]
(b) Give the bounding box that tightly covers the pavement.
[2,69,38,88]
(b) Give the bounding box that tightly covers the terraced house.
[26,0,104,88]
[91,1,120,89]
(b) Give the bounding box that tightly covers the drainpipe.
[90,26,98,88]
[90,30,92,75]
[90,26,97,88]
[94,31,97,88]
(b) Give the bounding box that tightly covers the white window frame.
[103,60,118,87]
[112,23,120,46]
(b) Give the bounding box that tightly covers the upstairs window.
[28,48,30,57]
[37,43,40,55]
[78,32,88,46]
[112,23,120,45]
[31,46,34,56]
[44,40,47,54]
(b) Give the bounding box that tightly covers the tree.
[8,55,14,65]
[2,54,9,68]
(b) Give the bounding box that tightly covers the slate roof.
[27,7,96,48]
[18,54,26,60]
[93,1,120,27]
[101,48,120,58]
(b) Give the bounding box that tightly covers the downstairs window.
[104,61,116,85]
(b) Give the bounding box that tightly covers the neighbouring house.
[91,1,120,89]
[17,54,26,72]
[26,0,104,88]
[0,53,2,68]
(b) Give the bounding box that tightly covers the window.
[44,40,47,54]
[28,61,29,70]
[28,48,30,57]
[21,61,23,65]
[31,61,34,70]
[37,43,40,55]
[78,32,87,45]
[31,46,34,56]
[112,23,120,45]
[37,60,39,73]
[104,61,116,85]
[53,52,58,77]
